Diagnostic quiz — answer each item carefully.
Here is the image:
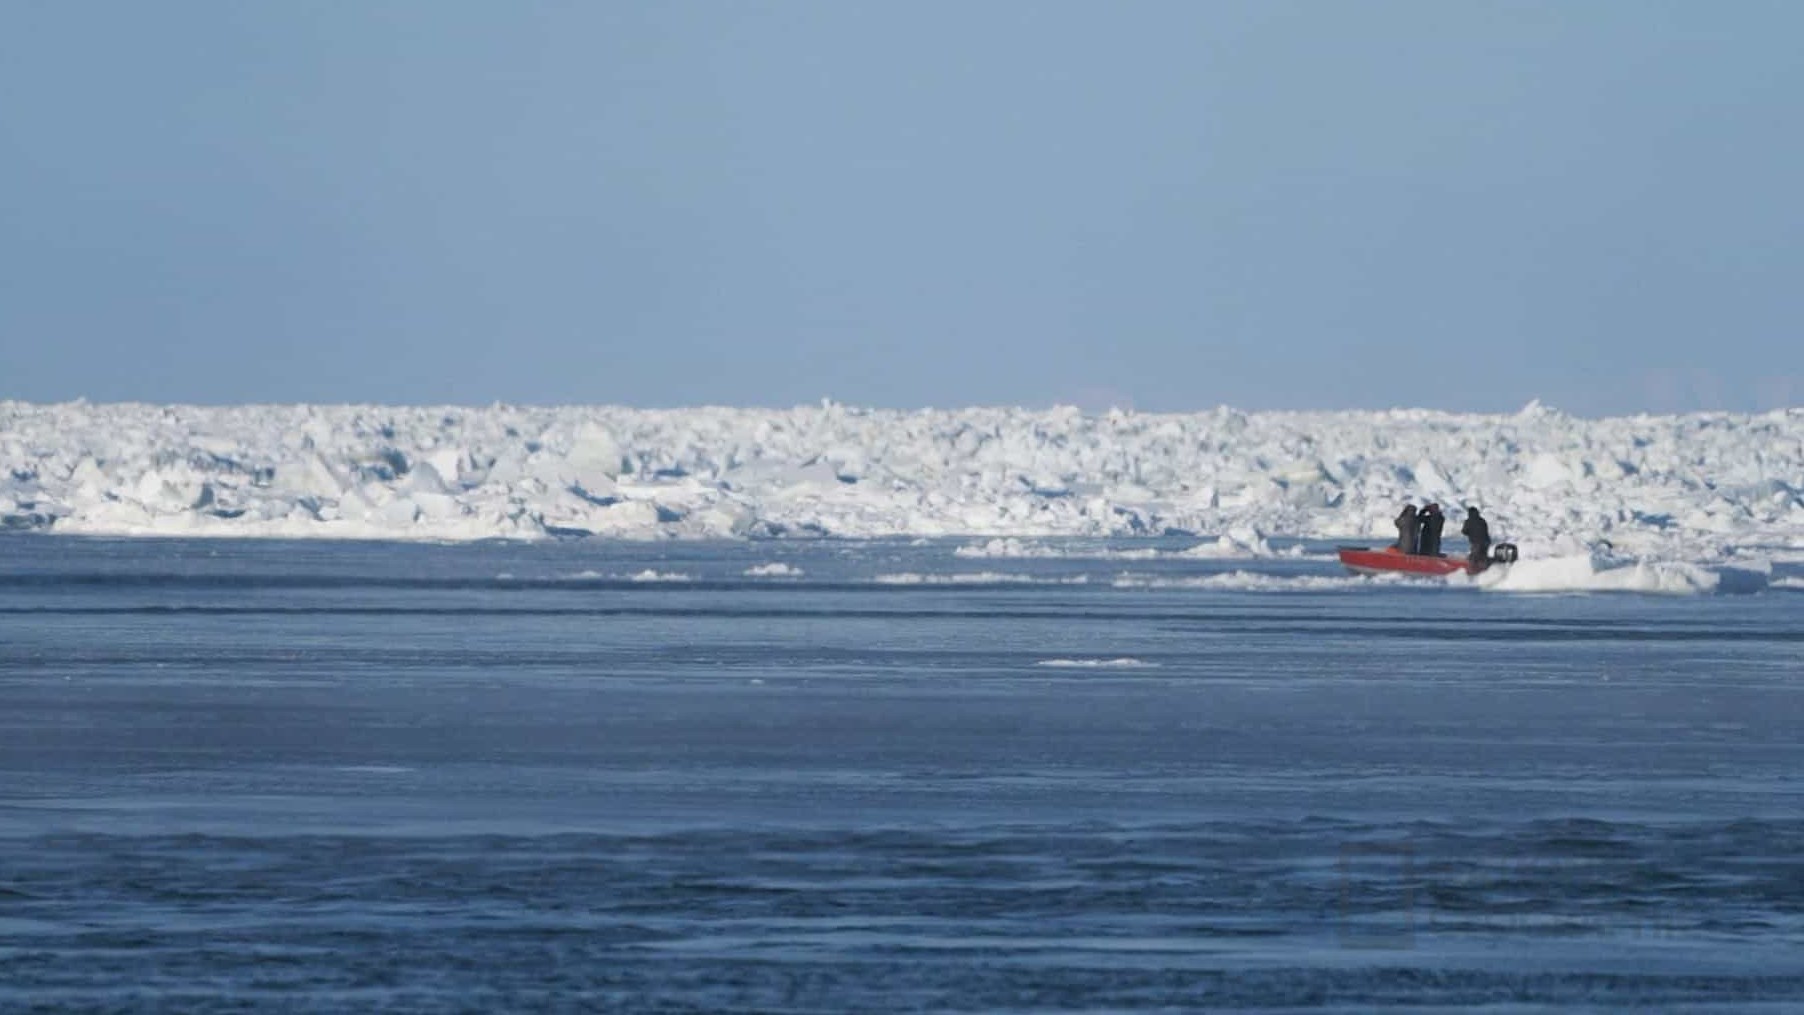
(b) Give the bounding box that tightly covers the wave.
[1034,657,1159,668]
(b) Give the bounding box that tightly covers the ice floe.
[744,562,804,577]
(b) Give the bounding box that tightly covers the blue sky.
[3,2,1799,414]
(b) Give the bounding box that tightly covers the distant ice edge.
[2,401,1801,563]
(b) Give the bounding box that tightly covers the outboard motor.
[1490,542,1519,564]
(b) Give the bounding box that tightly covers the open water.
[2,536,1802,1012]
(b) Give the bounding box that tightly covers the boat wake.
[1466,554,1770,595]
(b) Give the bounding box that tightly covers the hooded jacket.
[1394,505,1419,554]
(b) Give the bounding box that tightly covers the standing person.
[1394,503,1418,554]
[1419,503,1446,556]
[1462,506,1491,568]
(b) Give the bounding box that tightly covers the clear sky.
[3,2,1799,415]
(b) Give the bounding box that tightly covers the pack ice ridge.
[2,400,1799,562]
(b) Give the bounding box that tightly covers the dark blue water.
[3,536,1802,1011]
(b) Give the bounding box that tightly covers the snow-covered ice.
[3,401,1801,566]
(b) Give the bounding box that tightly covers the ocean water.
[2,536,1801,1012]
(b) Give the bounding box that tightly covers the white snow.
[3,401,1801,565]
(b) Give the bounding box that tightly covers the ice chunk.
[563,422,625,486]
[1179,524,1275,558]
[744,562,803,577]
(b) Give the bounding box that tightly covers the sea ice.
[744,562,804,577]
[2,401,1800,565]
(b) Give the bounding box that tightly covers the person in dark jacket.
[1462,506,1491,568]
[1394,504,1418,554]
[1418,503,1446,556]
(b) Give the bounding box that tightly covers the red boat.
[1337,545,1480,577]
[1338,543,1518,577]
